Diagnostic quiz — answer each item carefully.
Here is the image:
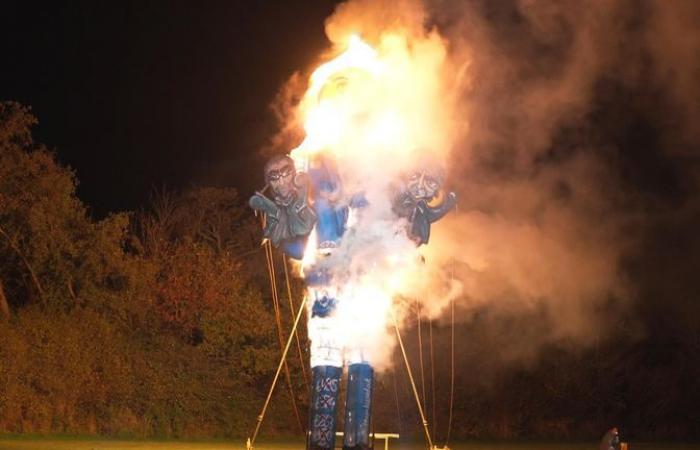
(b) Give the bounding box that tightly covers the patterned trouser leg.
[343,363,374,450]
[308,365,343,450]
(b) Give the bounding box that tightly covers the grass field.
[0,437,698,450]
[0,436,700,450]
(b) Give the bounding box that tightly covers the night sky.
[2,1,339,217]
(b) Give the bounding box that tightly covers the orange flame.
[286,30,458,369]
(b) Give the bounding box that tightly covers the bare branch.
[0,279,9,319]
[0,224,45,304]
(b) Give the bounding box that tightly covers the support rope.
[429,318,436,440]
[283,255,309,388]
[445,255,456,447]
[392,367,403,435]
[264,240,303,433]
[430,265,457,449]
[391,307,433,449]
[445,206,458,447]
[248,295,308,450]
[417,303,427,414]
[261,214,303,434]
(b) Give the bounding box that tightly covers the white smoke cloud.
[269,0,700,370]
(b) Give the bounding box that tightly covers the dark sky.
[2,1,340,217]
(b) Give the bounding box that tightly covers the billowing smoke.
[268,0,700,369]
[425,0,700,363]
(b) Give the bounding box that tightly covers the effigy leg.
[308,365,343,450]
[343,362,374,450]
[307,293,344,450]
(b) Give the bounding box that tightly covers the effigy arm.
[424,191,457,223]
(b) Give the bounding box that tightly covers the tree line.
[1,101,698,440]
[0,101,306,437]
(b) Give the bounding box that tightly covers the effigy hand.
[249,193,280,220]
[425,191,457,223]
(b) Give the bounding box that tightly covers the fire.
[290,34,385,164]
[290,33,448,171]
[286,30,455,369]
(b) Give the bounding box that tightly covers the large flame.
[290,33,451,173]
[291,35,393,164]
[288,31,458,369]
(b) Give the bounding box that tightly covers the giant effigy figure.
[250,148,455,450]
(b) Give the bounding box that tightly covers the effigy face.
[265,155,296,201]
[406,170,442,202]
[393,161,456,246]
[250,154,316,251]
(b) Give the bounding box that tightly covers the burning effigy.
[249,34,456,450]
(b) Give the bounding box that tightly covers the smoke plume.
[269,0,700,369]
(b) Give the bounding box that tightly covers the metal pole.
[248,295,308,449]
[391,308,434,449]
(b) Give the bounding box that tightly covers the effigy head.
[405,159,445,202]
[264,155,296,200]
[394,157,456,246]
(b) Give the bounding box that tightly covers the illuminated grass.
[0,438,697,450]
